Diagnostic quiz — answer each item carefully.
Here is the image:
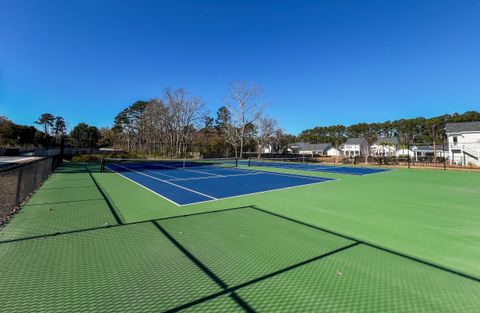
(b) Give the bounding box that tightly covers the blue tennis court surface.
[247,159,390,175]
[106,161,334,205]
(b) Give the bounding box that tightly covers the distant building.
[371,137,399,157]
[287,142,342,156]
[261,144,273,154]
[446,121,480,165]
[341,138,368,157]
[412,144,449,161]
[395,147,414,157]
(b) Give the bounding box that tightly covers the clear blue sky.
[1,0,479,134]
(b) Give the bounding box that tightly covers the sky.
[1,0,479,134]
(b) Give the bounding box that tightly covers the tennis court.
[104,159,334,205]
[1,161,479,312]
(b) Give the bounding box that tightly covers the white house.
[395,147,415,158]
[446,121,480,166]
[288,142,341,156]
[326,146,342,156]
[371,137,399,157]
[341,138,368,157]
[261,144,273,154]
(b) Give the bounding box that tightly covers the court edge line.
[105,164,182,206]
[173,165,223,178]
[110,163,217,201]
[141,167,180,179]
[152,221,257,313]
[177,177,336,207]
[85,166,123,225]
[166,172,261,182]
[164,242,360,313]
[0,206,254,244]
[237,166,334,181]
[252,206,480,283]
[145,162,224,178]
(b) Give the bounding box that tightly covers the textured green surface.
[237,245,480,312]
[159,208,353,286]
[0,223,221,313]
[25,186,103,205]
[0,200,116,241]
[0,163,116,240]
[179,295,244,312]
[95,165,480,277]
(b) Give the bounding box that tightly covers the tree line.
[298,111,480,148]
[0,113,103,148]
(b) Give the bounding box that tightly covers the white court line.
[110,163,217,200]
[177,177,337,207]
[156,163,223,178]
[137,167,180,179]
[167,172,261,182]
[236,167,329,181]
[105,164,181,206]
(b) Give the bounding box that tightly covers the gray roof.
[446,121,480,133]
[301,143,332,152]
[414,144,449,151]
[374,137,399,145]
[289,142,333,152]
[344,137,367,145]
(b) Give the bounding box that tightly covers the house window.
[453,136,458,145]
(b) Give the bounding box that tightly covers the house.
[371,137,399,157]
[341,138,368,157]
[446,121,480,165]
[412,144,449,161]
[395,147,415,157]
[287,142,341,156]
[260,144,273,154]
[326,146,342,156]
[286,142,304,154]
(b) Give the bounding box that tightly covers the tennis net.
[101,157,238,172]
[248,157,308,167]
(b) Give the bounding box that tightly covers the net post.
[443,136,447,171]
[235,158,238,167]
[248,157,251,167]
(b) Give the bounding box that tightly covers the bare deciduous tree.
[113,88,204,157]
[225,81,265,157]
[256,116,278,156]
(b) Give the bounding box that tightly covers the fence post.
[407,143,411,169]
[15,167,23,204]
